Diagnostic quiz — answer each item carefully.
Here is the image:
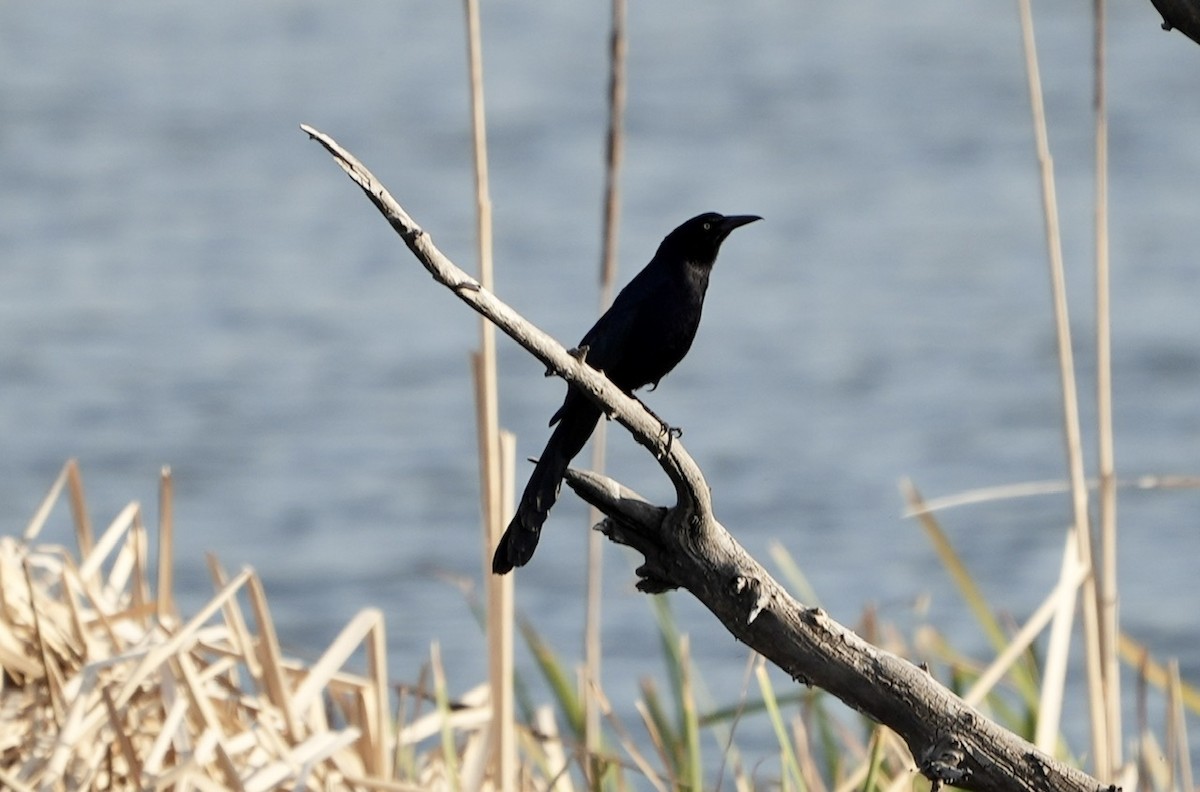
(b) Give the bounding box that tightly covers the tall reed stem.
[1092,0,1122,777]
[585,0,628,783]
[463,0,515,787]
[1017,0,1109,778]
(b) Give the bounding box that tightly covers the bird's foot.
[633,397,683,456]
[659,423,683,456]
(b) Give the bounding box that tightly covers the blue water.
[3,0,1199,772]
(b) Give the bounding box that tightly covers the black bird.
[492,212,761,574]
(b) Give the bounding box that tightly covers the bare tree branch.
[564,469,1109,792]
[300,123,1108,792]
[299,124,709,525]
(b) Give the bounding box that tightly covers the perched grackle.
[492,212,761,574]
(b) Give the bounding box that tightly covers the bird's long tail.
[492,395,601,574]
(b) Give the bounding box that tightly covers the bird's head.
[664,212,762,267]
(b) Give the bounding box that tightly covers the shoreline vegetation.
[6,1,1200,789]
[2,459,1196,790]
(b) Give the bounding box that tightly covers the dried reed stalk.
[1,461,540,790]
[1091,0,1123,775]
[585,0,629,776]
[460,0,517,786]
[1016,0,1110,777]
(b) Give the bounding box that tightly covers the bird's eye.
[702,222,712,231]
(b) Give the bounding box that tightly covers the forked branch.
[299,124,708,526]
[301,123,1106,792]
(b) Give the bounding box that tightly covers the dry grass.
[1,461,396,790]
[0,460,601,791]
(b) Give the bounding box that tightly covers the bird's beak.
[720,215,763,236]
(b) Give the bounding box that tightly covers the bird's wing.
[576,262,668,371]
[547,260,672,427]
[545,308,638,428]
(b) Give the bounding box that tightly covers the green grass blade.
[518,617,585,739]
[650,597,687,729]
[678,635,702,791]
[861,726,884,792]
[430,641,461,792]
[757,662,805,792]
[804,691,842,783]
[903,479,1041,707]
[640,677,680,777]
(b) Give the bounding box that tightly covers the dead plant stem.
[1092,0,1122,776]
[585,0,628,782]
[1018,0,1109,777]
[462,0,515,787]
